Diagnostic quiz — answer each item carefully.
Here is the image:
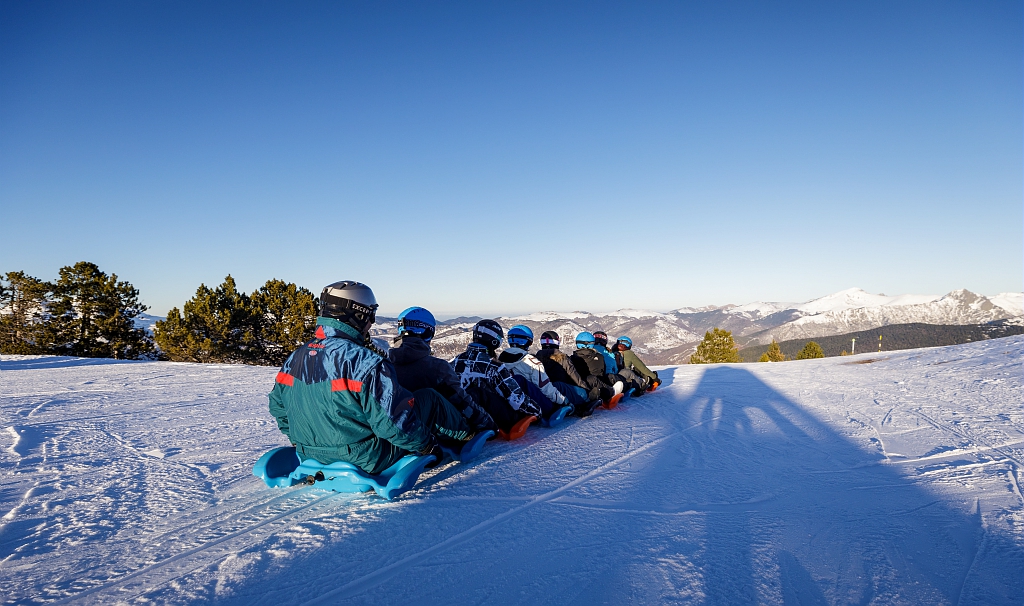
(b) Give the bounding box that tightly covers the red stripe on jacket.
[330,378,363,393]
[276,372,294,386]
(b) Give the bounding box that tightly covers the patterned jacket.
[451,343,541,416]
[268,317,434,474]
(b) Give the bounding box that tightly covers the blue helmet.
[575,331,596,350]
[616,336,633,350]
[507,325,534,349]
[397,306,436,342]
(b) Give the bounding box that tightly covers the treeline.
[154,276,317,366]
[2,264,318,366]
[737,321,1024,362]
[1,262,154,359]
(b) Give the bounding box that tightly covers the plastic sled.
[602,392,625,409]
[252,446,434,500]
[440,430,495,462]
[498,415,537,440]
[540,405,571,428]
[647,380,661,393]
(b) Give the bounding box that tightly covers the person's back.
[388,307,496,432]
[593,331,619,375]
[570,332,623,404]
[451,320,541,430]
[497,325,570,417]
[269,281,441,475]
[616,336,659,390]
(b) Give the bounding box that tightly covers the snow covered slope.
[1,338,1022,604]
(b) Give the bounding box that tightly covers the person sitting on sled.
[388,306,497,433]
[451,319,542,432]
[534,331,605,416]
[571,331,625,405]
[268,281,473,475]
[497,325,574,421]
[615,336,660,393]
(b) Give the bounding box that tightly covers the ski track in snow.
[0,338,1022,605]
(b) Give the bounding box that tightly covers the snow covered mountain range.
[374,288,1023,363]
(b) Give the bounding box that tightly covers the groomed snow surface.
[1,338,1022,605]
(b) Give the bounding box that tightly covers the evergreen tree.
[45,262,153,359]
[796,341,825,359]
[251,279,318,366]
[0,271,53,354]
[154,275,258,363]
[689,328,741,364]
[759,340,785,362]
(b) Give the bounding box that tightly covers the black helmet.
[319,281,378,336]
[472,319,504,351]
[539,331,560,349]
[593,331,609,347]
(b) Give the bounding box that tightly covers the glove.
[421,443,445,468]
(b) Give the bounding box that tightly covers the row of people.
[268,281,659,476]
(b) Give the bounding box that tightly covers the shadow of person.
[630,365,1015,605]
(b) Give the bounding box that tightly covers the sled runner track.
[50,489,344,605]
[911,410,1024,468]
[305,413,724,604]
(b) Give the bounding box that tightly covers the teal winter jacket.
[268,317,435,474]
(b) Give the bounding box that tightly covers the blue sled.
[252,447,434,500]
[540,405,572,428]
[440,430,495,462]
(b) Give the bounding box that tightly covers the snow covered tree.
[796,341,825,359]
[689,328,741,364]
[44,262,154,359]
[251,279,318,366]
[759,340,785,362]
[155,275,258,364]
[0,271,53,354]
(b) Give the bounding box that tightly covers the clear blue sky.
[1,1,1020,317]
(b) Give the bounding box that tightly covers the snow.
[991,293,1024,316]
[1,338,1023,604]
[793,288,941,315]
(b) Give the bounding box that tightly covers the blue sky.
[1,1,1020,317]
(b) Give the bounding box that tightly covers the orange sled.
[498,415,537,440]
[602,392,625,409]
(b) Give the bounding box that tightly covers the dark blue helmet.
[575,331,596,350]
[593,331,609,347]
[507,325,534,350]
[472,319,504,351]
[616,336,633,350]
[397,306,436,342]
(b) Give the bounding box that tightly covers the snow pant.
[552,381,589,409]
[616,369,647,395]
[464,383,528,433]
[511,375,555,419]
[298,387,469,475]
[583,375,615,402]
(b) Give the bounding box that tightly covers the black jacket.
[388,336,496,431]
[535,347,588,388]
[572,348,608,381]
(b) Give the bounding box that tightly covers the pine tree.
[797,341,825,359]
[0,271,53,354]
[154,275,258,363]
[759,340,785,362]
[44,262,154,359]
[251,279,318,366]
[689,328,741,364]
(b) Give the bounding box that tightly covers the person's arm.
[625,350,657,381]
[268,381,290,441]
[527,356,567,405]
[436,358,496,431]
[491,363,541,416]
[361,360,434,453]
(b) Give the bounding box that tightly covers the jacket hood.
[389,336,431,366]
